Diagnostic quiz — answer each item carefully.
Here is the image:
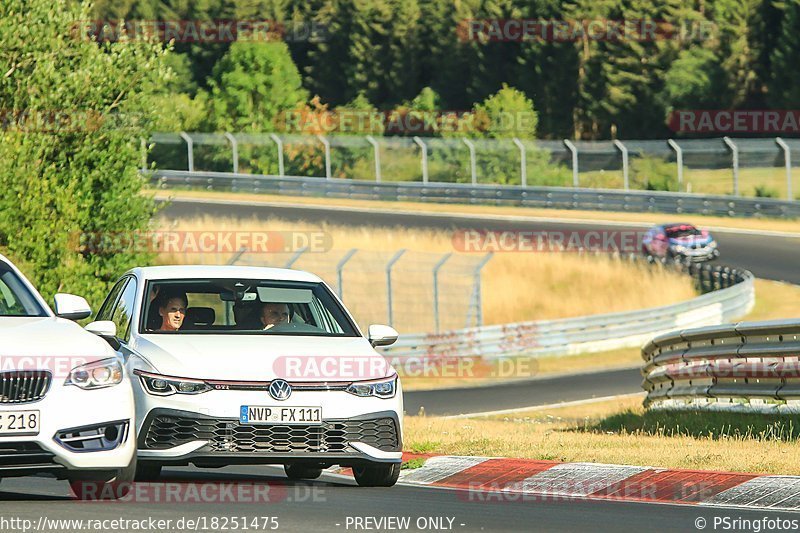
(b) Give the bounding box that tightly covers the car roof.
[129,265,323,283]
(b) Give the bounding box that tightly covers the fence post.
[432,252,452,333]
[224,132,238,174]
[613,139,629,190]
[513,138,527,187]
[563,139,579,187]
[269,133,285,177]
[386,249,406,326]
[365,135,381,182]
[723,137,739,196]
[471,252,493,327]
[140,137,147,171]
[336,248,358,300]
[284,247,308,268]
[227,247,247,265]
[179,132,194,172]
[463,138,477,185]
[412,136,429,184]
[667,139,683,189]
[776,137,792,200]
[318,134,332,179]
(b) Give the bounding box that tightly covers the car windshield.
[0,263,47,317]
[141,279,358,336]
[665,225,702,239]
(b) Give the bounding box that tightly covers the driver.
[157,291,188,331]
[260,302,290,330]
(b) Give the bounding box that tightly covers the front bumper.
[0,380,135,476]
[675,247,719,262]
[137,408,402,466]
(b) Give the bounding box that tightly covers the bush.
[630,156,680,191]
[0,0,169,307]
[754,185,779,198]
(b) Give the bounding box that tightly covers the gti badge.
[269,379,292,401]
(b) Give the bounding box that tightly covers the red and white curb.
[394,455,800,511]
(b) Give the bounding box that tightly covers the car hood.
[0,317,114,370]
[133,334,393,382]
[669,233,713,246]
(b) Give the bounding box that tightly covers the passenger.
[233,300,262,329]
[157,291,188,331]
[260,302,290,330]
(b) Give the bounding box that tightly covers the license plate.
[240,406,322,425]
[0,410,39,435]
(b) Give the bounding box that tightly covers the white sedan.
[87,265,404,487]
[0,254,136,499]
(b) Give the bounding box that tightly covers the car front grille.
[0,442,57,467]
[0,371,52,404]
[143,414,400,454]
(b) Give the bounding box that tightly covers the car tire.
[353,462,400,487]
[135,461,162,482]
[69,455,136,500]
[284,464,323,480]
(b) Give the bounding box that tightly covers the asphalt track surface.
[1,466,797,532]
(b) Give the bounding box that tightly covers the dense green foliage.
[93,0,800,140]
[0,0,167,306]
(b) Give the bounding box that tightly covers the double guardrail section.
[151,169,800,218]
[380,261,754,362]
[642,319,800,412]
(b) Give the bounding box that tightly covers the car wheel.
[69,456,136,500]
[284,464,323,480]
[353,462,400,487]
[135,461,162,482]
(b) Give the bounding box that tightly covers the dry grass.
[155,215,697,328]
[404,396,800,475]
[747,279,800,321]
[152,189,800,235]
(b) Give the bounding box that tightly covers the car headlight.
[707,241,717,248]
[134,370,211,396]
[65,358,123,390]
[346,376,397,399]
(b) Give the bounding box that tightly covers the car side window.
[96,278,128,322]
[111,278,138,343]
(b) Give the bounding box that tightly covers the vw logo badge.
[269,379,292,401]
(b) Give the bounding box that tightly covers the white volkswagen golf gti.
[0,254,136,498]
[87,265,403,487]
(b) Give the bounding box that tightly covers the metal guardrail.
[642,319,800,412]
[150,170,800,218]
[379,261,754,362]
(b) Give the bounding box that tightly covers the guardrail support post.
[432,252,453,333]
[336,248,358,300]
[412,136,428,184]
[513,138,527,187]
[284,247,308,268]
[667,139,683,189]
[386,249,406,327]
[723,136,739,196]
[365,135,381,182]
[463,138,477,185]
[613,139,629,190]
[179,132,194,172]
[776,137,792,200]
[318,134,332,179]
[469,252,493,327]
[224,132,238,174]
[564,139,579,187]
[269,133,285,177]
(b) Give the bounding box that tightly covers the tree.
[0,0,169,306]
[208,42,308,132]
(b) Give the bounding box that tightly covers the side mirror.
[368,324,399,347]
[85,320,120,350]
[53,293,92,321]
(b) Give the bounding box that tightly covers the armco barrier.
[642,319,800,411]
[149,170,800,218]
[379,261,754,361]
